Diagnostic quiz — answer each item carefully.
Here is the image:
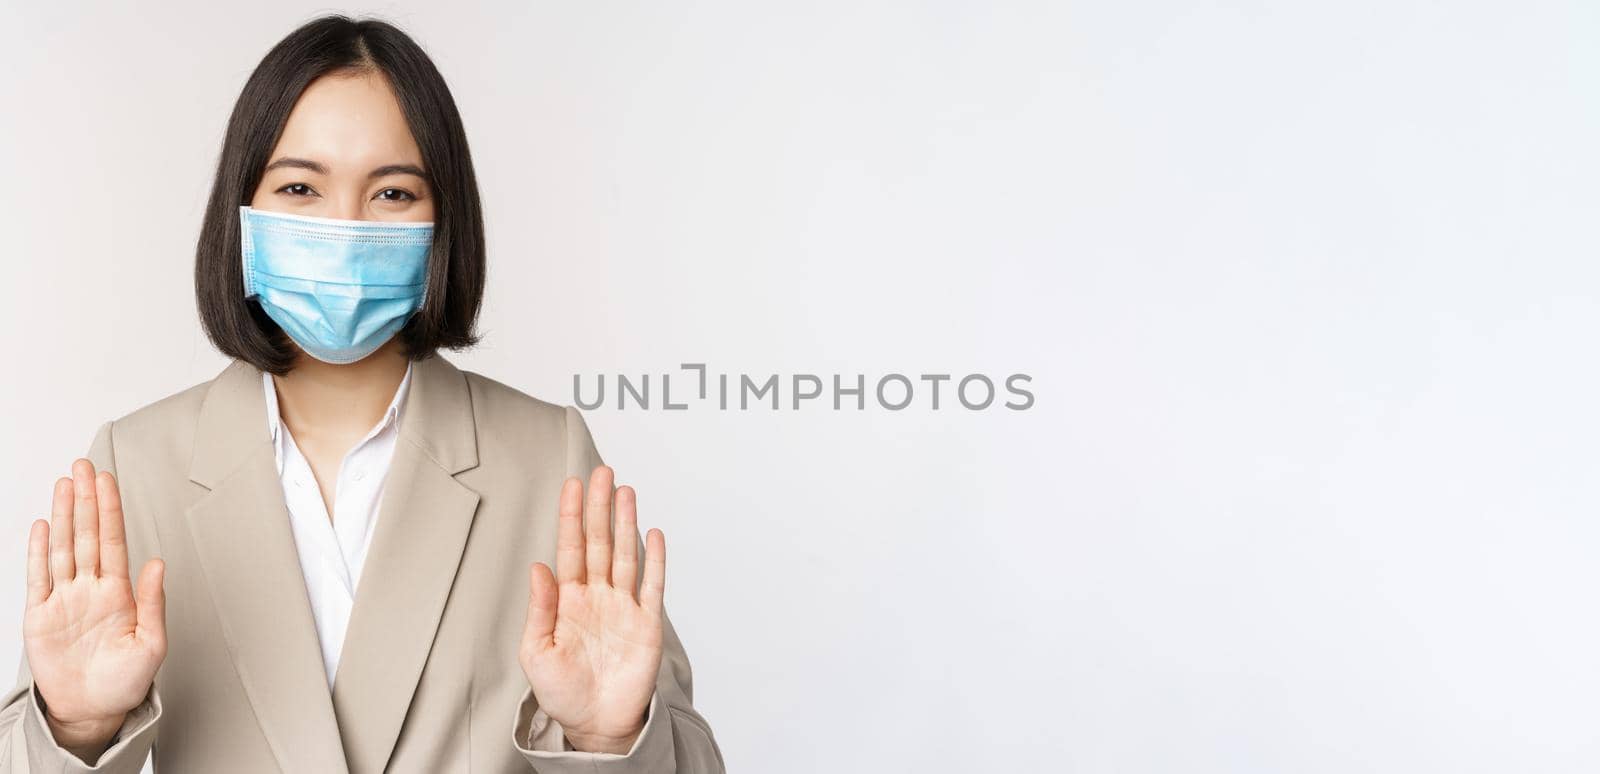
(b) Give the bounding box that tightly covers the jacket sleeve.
[0,421,162,773]
[509,406,727,773]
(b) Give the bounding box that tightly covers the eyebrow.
[368,163,427,180]
[262,157,427,179]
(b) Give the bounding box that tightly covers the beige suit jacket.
[0,355,726,773]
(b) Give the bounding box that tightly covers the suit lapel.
[184,356,483,774]
[330,354,482,774]
[184,359,351,774]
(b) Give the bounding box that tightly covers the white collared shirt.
[262,363,413,686]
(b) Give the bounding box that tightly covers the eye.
[277,183,317,197]
[375,187,417,202]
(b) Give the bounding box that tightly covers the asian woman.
[0,15,725,774]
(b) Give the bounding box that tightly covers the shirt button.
[352,470,366,481]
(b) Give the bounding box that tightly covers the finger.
[584,465,615,586]
[71,459,100,577]
[524,562,558,654]
[49,477,75,584]
[612,486,640,600]
[134,559,166,644]
[639,528,666,618]
[26,520,50,607]
[554,477,586,585]
[97,471,129,579]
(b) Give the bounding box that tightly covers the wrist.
[563,729,639,755]
[42,707,124,762]
[563,715,645,755]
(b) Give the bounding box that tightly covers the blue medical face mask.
[239,206,433,365]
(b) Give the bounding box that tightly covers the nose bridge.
[329,189,366,221]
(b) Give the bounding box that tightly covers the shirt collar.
[263,361,415,448]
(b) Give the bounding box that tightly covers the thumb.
[134,558,166,643]
[523,561,558,654]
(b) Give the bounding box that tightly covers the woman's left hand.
[520,465,665,754]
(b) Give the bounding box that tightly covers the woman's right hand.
[23,458,166,761]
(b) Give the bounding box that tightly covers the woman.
[0,15,725,774]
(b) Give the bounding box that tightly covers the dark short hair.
[195,15,485,374]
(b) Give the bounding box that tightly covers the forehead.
[268,70,422,168]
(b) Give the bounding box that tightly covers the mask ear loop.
[239,205,259,298]
[416,239,433,311]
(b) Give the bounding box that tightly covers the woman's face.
[249,70,434,223]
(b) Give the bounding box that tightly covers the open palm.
[520,465,665,754]
[24,459,166,755]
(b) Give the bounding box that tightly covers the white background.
[2,1,1598,771]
